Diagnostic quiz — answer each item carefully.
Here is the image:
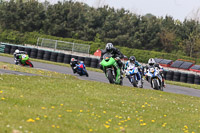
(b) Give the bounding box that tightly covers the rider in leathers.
[144,58,166,87]
[124,56,143,88]
[100,43,124,72]
[13,49,27,65]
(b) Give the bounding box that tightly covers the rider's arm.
[114,48,124,59]
[13,53,17,58]
[135,61,142,67]
[143,65,149,75]
[155,63,164,71]
[124,61,129,70]
[100,49,106,60]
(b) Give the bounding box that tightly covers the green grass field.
[0,63,200,133]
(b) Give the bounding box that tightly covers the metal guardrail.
[36,38,90,54]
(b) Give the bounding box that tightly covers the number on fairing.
[22,55,26,59]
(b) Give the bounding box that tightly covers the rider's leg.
[14,58,19,65]
[137,72,143,88]
[160,72,166,87]
[126,75,132,82]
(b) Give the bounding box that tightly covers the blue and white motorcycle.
[125,65,143,88]
[145,67,163,91]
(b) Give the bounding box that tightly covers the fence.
[36,38,90,54]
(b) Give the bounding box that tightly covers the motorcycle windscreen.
[21,54,29,64]
[100,57,116,67]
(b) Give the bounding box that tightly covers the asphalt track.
[1,56,200,98]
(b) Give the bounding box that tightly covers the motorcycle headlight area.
[150,68,154,73]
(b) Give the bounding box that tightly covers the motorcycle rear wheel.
[25,61,34,67]
[85,71,89,77]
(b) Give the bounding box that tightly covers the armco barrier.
[2,43,200,85]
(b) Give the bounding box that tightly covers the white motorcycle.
[146,67,163,91]
[125,65,143,88]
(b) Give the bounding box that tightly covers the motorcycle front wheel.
[132,76,138,87]
[107,69,115,84]
[152,79,160,90]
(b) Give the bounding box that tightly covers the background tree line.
[0,0,200,59]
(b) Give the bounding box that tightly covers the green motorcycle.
[100,53,123,85]
[18,54,34,67]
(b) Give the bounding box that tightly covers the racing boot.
[162,79,166,88]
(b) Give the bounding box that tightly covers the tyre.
[43,51,51,61]
[180,73,187,83]
[30,48,38,58]
[132,76,137,87]
[25,48,31,56]
[187,74,195,84]
[173,72,181,82]
[194,75,200,85]
[107,69,115,84]
[152,79,159,90]
[57,53,65,63]
[166,71,174,81]
[63,54,71,64]
[37,50,45,59]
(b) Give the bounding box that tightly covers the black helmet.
[129,56,136,62]
[106,43,113,52]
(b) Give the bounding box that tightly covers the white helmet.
[15,49,19,54]
[148,58,156,66]
[106,43,113,51]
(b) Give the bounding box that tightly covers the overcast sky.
[47,0,200,21]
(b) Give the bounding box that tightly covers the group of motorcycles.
[99,53,164,91]
[14,52,164,91]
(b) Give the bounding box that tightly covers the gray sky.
[47,0,200,21]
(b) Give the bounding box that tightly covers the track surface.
[1,56,200,98]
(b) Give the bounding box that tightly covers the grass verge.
[0,66,200,133]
